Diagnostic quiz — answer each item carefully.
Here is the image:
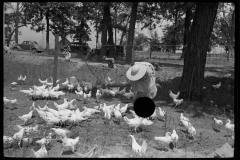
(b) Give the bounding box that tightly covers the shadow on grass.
[153,75,234,118]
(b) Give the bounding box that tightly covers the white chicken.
[35,106,47,119]
[51,128,70,137]
[45,111,56,118]
[173,98,183,108]
[38,102,49,111]
[46,106,59,117]
[58,109,72,117]
[17,75,23,81]
[123,91,134,100]
[129,135,147,157]
[180,119,192,129]
[13,127,25,147]
[18,110,33,123]
[10,98,17,104]
[53,101,69,110]
[113,107,122,124]
[213,118,223,125]
[68,99,76,108]
[52,84,60,91]
[154,132,173,148]
[60,135,79,153]
[31,144,48,158]
[39,78,48,85]
[35,133,52,145]
[158,107,166,118]
[95,89,102,103]
[141,118,153,126]
[225,119,234,136]
[75,90,84,100]
[171,130,179,147]
[187,124,196,138]
[67,84,74,92]
[129,110,139,119]
[44,117,61,125]
[119,104,129,114]
[150,108,157,119]
[123,116,143,133]
[103,107,112,124]
[169,90,180,99]
[180,113,189,122]
[22,75,27,81]
[62,78,69,87]
[212,82,221,90]
[4,97,11,104]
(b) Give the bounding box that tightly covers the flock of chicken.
[3,74,234,158]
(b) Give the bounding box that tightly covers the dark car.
[15,41,43,53]
[90,45,125,57]
[70,42,91,55]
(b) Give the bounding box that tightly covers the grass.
[4,52,234,158]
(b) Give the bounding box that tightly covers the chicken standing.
[31,144,48,158]
[60,135,79,153]
[129,135,147,157]
[169,90,180,99]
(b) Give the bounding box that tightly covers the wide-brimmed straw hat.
[126,64,148,81]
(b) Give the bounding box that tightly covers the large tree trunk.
[180,7,192,59]
[106,2,116,58]
[179,2,219,101]
[46,10,50,51]
[125,2,138,64]
[228,9,235,59]
[3,4,5,47]
[15,2,20,44]
[99,2,108,61]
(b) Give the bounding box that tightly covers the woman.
[126,62,158,100]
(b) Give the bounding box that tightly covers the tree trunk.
[119,16,131,45]
[3,4,5,47]
[125,2,138,64]
[99,2,108,61]
[61,18,65,46]
[179,2,219,101]
[46,10,50,51]
[180,7,191,59]
[106,2,116,58]
[115,3,117,45]
[172,10,178,54]
[15,2,20,44]
[228,9,235,59]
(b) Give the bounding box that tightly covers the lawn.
[3,51,234,158]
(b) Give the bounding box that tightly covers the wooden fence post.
[53,34,59,87]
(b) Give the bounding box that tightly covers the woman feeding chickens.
[126,62,157,100]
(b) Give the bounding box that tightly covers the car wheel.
[32,48,37,53]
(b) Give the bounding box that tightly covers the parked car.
[90,45,125,57]
[70,42,91,55]
[14,41,43,53]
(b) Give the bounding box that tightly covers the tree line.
[4,2,235,101]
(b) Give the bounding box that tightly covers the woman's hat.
[126,63,148,81]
